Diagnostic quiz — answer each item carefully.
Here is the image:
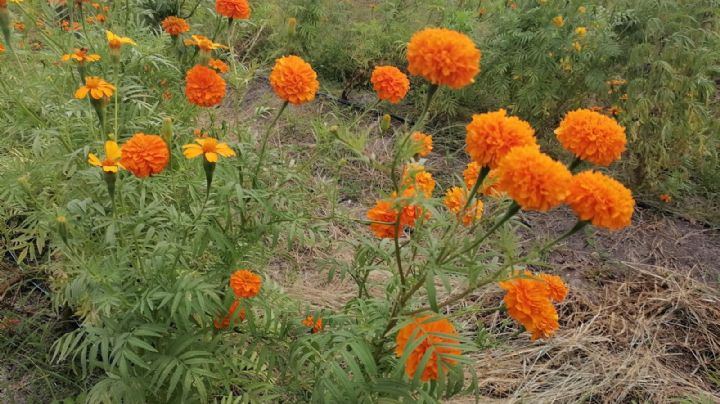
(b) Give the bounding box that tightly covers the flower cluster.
[499,270,568,340]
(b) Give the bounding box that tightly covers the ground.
[2,80,719,403]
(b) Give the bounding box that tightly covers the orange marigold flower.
[444,187,484,226]
[463,162,481,190]
[229,269,262,298]
[465,109,537,168]
[303,315,323,333]
[213,299,246,329]
[536,273,568,302]
[75,76,115,100]
[269,55,319,105]
[88,140,122,173]
[370,65,410,104]
[215,0,250,20]
[607,105,622,116]
[410,132,432,157]
[95,14,106,23]
[395,187,430,227]
[208,58,229,73]
[0,0,6,7]
[182,137,235,162]
[106,30,136,49]
[161,16,190,36]
[565,170,634,230]
[407,28,481,89]
[659,194,672,204]
[367,199,399,239]
[185,64,227,107]
[62,48,101,64]
[395,316,461,381]
[499,271,561,340]
[0,43,4,53]
[496,146,572,211]
[183,34,228,52]
[14,22,25,32]
[402,163,435,197]
[119,133,170,177]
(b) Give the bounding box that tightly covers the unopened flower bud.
[160,117,173,144]
[287,17,297,36]
[380,114,391,132]
[328,125,339,136]
[56,216,69,245]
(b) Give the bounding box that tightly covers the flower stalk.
[251,100,288,187]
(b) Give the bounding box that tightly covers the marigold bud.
[287,17,297,36]
[160,117,173,145]
[380,114,391,132]
[56,216,69,245]
[17,174,31,194]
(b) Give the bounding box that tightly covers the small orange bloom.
[182,137,235,162]
[565,171,634,230]
[75,76,115,100]
[465,109,537,168]
[402,163,435,197]
[216,0,250,20]
[229,269,262,298]
[370,65,410,104]
[161,91,172,100]
[395,316,461,381]
[659,194,672,204]
[208,58,229,73]
[0,43,5,53]
[443,187,484,226]
[161,16,190,37]
[395,187,430,227]
[14,22,25,32]
[185,64,227,107]
[213,300,246,329]
[269,55,319,105]
[303,315,323,333]
[407,28,481,89]
[496,146,572,211]
[367,199,399,239]
[95,14,107,23]
[119,133,170,177]
[88,140,122,173]
[410,132,432,157]
[62,48,101,64]
[499,271,563,340]
[554,109,627,166]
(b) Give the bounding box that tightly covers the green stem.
[569,156,582,172]
[539,219,589,254]
[409,84,438,134]
[251,101,288,187]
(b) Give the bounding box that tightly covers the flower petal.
[105,141,121,161]
[182,144,203,159]
[205,152,218,163]
[75,87,89,99]
[88,153,102,167]
[215,143,235,157]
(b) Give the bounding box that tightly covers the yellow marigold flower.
[269,55,319,104]
[208,58,229,73]
[185,64,227,107]
[106,30,136,49]
[573,41,582,52]
[161,16,190,37]
[216,0,251,20]
[183,34,228,52]
[61,48,101,64]
[552,15,564,27]
[465,109,537,169]
[607,79,626,87]
[578,6,586,13]
[182,137,235,163]
[229,269,262,298]
[565,170,634,230]
[367,199,399,239]
[370,65,410,104]
[443,187,484,226]
[395,316,461,381]
[407,28,481,89]
[75,76,115,100]
[402,163,435,197]
[88,140,122,173]
[499,271,562,340]
[120,133,170,178]
[575,26,587,37]
[496,146,572,212]
[554,109,627,166]
[410,132,432,157]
